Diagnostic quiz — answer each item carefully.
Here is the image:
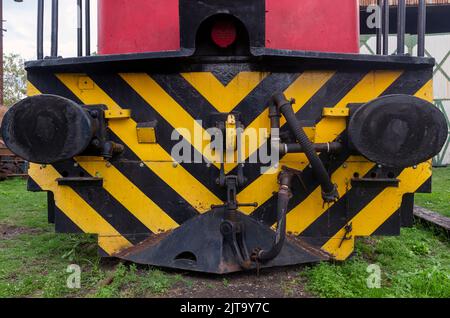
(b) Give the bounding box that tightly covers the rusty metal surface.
[287,235,334,260]
[0,143,27,180]
[114,231,173,259]
[414,206,450,236]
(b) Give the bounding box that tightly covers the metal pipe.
[85,0,91,56]
[281,142,343,155]
[397,0,406,55]
[51,0,59,57]
[256,168,294,263]
[273,93,339,203]
[376,0,382,54]
[418,0,426,57]
[37,0,44,59]
[382,0,389,55]
[77,0,82,57]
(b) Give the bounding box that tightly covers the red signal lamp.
[211,19,237,48]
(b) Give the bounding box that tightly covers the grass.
[0,178,183,298]
[301,167,450,298]
[301,227,450,298]
[0,176,449,298]
[415,167,450,217]
[0,178,48,229]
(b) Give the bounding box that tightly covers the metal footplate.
[115,209,331,274]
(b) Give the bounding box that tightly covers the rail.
[375,0,427,56]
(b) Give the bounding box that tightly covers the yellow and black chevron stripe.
[26,66,434,259]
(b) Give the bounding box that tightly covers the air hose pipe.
[272,93,339,203]
[256,168,294,262]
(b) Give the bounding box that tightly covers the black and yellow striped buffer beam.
[24,58,434,268]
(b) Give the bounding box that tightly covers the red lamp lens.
[211,20,237,48]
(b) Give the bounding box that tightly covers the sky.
[3,0,98,60]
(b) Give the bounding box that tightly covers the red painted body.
[98,0,180,55]
[265,0,360,53]
[98,0,359,55]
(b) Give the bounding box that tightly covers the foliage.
[3,53,26,107]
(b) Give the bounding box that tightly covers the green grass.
[415,167,450,217]
[301,227,450,298]
[0,178,183,298]
[94,263,183,298]
[0,178,48,229]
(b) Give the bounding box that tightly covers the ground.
[0,168,449,298]
[416,167,450,217]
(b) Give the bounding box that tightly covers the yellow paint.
[121,72,334,174]
[181,72,269,113]
[29,164,132,255]
[136,125,157,144]
[414,79,433,102]
[56,74,222,212]
[322,108,350,117]
[27,82,40,96]
[322,162,432,260]
[105,109,132,119]
[287,158,376,235]
[78,76,94,90]
[119,73,222,165]
[77,160,179,232]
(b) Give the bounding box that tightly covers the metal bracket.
[338,223,353,248]
[212,163,257,211]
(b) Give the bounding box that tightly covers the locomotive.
[1,0,448,273]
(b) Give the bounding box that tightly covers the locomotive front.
[1,0,447,273]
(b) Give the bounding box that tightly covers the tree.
[3,53,26,107]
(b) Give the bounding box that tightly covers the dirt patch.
[0,224,43,239]
[165,265,312,298]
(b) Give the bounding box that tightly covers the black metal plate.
[116,209,329,274]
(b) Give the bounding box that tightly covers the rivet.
[73,163,79,168]
[139,163,145,168]
[378,164,383,169]
[206,163,212,168]
[173,162,178,168]
[106,162,112,168]
[343,163,348,168]
[413,165,418,169]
